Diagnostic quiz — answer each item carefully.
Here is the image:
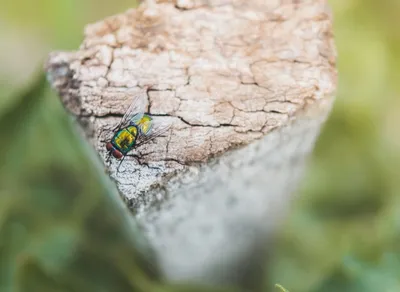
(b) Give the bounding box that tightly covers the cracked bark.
[45,0,337,290]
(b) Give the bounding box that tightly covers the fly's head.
[106,142,123,159]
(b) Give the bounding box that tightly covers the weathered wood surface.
[46,0,336,289]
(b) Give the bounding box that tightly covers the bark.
[46,0,337,289]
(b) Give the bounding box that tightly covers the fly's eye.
[106,142,113,151]
[112,149,123,159]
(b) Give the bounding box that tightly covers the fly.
[104,87,170,170]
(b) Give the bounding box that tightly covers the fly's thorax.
[127,125,138,136]
[112,126,138,154]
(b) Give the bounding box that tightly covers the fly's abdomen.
[136,114,153,135]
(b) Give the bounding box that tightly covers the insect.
[105,87,170,169]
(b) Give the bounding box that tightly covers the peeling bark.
[46,0,336,289]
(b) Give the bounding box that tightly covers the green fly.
[105,87,170,169]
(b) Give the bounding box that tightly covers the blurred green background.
[1,0,399,291]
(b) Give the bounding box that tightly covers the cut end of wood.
[45,0,337,286]
[46,0,336,166]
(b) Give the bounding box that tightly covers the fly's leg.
[116,155,128,173]
[116,154,140,173]
[101,122,121,143]
[100,130,116,143]
[105,151,112,164]
[121,153,162,171]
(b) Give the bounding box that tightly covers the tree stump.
[46,0,337,289]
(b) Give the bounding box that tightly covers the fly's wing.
[136,121,171,147]
[115,89,147,130]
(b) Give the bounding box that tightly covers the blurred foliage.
[0,1,235,292]
[268,0,400,291]
[275,284,290,292]
[0,74,239,292]
[0,0,399,291]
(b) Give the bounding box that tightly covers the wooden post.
[46,0,336,290]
